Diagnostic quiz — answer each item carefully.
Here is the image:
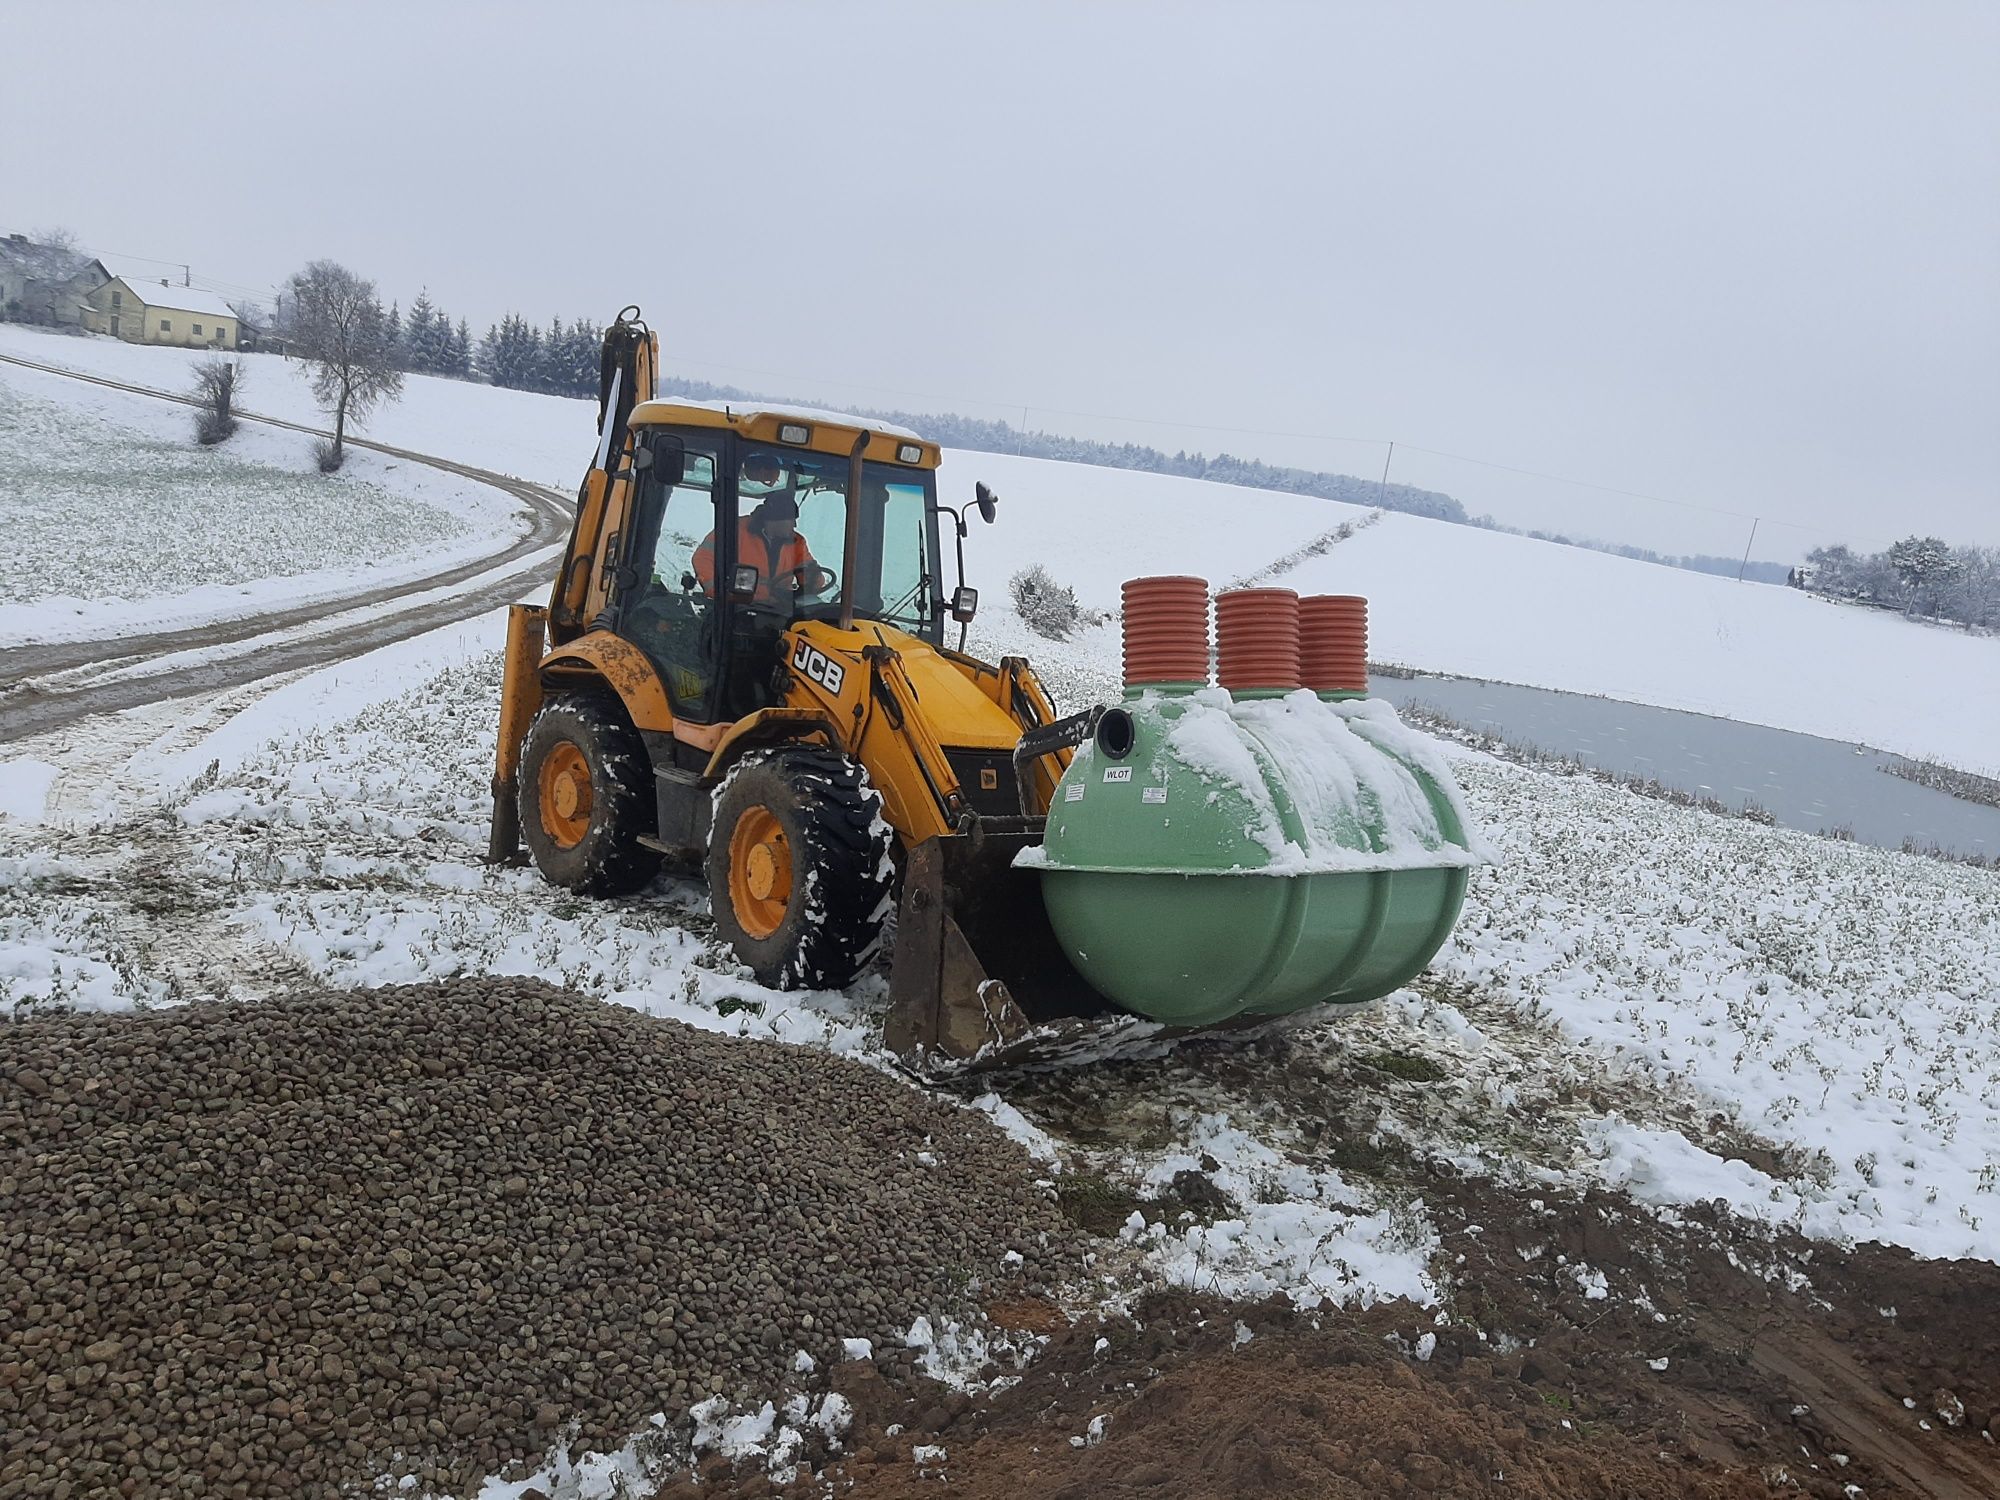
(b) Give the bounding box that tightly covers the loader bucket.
[881,825,1117,1070]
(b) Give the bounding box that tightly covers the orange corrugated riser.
[1121,575,1211,687]
[1215,588,1301,693]
[1299,594,1368,694]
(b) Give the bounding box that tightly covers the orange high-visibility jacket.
[692,520,817,602]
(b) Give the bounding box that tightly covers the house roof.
[0,235,105,284]
[110,276,237,320]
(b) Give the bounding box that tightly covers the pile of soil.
[803,1301,1778,1500]
[737,1180,2000,1500]
[0,979,1070,1498]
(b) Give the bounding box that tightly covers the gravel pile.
[0,978,1070,1498]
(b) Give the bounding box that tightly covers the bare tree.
[190,358,244,446]
[286,260,402,472]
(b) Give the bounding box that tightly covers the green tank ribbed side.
[1027,688,1480,1027]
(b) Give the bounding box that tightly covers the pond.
[1369,673,2000,860]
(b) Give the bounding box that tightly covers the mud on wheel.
[517,692,662,896]
[707,747,895,990]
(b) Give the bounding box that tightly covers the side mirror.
[950,586,979,624]
[974,482,998,524]
[730,564,760,600]
[644,435,687,486]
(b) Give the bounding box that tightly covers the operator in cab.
[692,452,831,606]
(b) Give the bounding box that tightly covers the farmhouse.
[84,276,239,350]
[0,233,111,326]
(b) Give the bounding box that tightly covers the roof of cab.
[627,398,938,468]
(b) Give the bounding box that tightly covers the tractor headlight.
[778,423,811,445]
[897,443,923,464]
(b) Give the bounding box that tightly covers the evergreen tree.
[451,318,471,377]
[543,317,566,394]
[428,307,453,374]
[478,313,543,390]
[1888,535,1965,617]
[473,322,499,383]
[564,318,602,397]
[382,302,402,368]
[404,290,441,374]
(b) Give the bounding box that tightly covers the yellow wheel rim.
[537,742,594,850]
[727,805,792,940]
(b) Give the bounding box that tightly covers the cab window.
[625,436,723,719]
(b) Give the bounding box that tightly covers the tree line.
[1797,536,1998,631]
[278,280,603,397]
[284,262,1957,603]
[648,373,1472,524]
[1488,526,1793,585]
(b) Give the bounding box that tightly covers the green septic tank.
[1022,686,1484,1027]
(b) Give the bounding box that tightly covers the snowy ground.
[0,356,525,647]
[5,600,1995,1277]
[8,322,2000,1490]
[7,322,1997,769]
[3,593,1996,1489]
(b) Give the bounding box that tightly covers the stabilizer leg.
[486,603,548,866]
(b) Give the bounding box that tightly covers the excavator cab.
[617,432,945,724]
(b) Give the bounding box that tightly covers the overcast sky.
[5,1,1995,560]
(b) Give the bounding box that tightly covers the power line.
[81,244,273,301]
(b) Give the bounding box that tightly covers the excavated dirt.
[702,1178,2000,1500]
[802,1301,1777,1500]
[0,979,1070,1498]
[5,980,1998,1498]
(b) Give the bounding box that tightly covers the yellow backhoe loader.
[490,311,1481,1070]
[488,310,1104,1066]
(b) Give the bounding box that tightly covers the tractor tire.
[517,692,662,896]
[706,747,894,990]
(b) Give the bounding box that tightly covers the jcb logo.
[791,639,846,696]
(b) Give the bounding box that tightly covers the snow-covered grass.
[1440,760,2000,1261]
[7,319,1998,1283]
[0,351,525,646]
[8,613,1994,1278]
[956,450,2000,776]
[2,584,1996,1500]
[8,321,1996,769]
[10,314,2000,1500]
[1116,1111,1440,1310]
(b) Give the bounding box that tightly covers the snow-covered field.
[1446,757,2000,1262]
[2,569,1995,1491]
[7,321,1994,771]
[6,319,1998,1314]
[5,596,1996,1285]
[0,354,525,647]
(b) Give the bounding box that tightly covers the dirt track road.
[0,351,572,745]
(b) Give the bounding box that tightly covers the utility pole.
[182,263,190,288]
[1737,517,1760,582]
[1377,440,1395,507]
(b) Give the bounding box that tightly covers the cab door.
[618,432,728,722]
